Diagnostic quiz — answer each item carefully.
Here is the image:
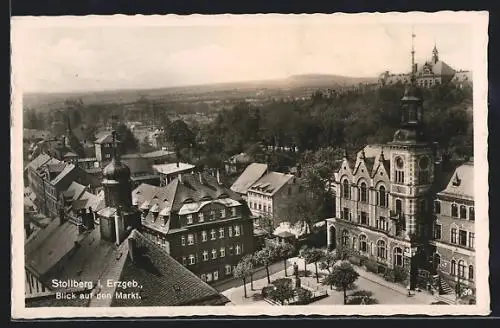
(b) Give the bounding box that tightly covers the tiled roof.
[152,162,195,175]
[230,163,268,195]
[65,181,87,201]
[249,171,294,196]
[51,163,76,185]
[26,153,51,171]
[95,134,113,144]
[111,230,230,306]
[438,161,474,200]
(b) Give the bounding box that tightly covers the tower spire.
[111,130,121,162]
[411,27,416,83]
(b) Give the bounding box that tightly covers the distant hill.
[22,74,378,111]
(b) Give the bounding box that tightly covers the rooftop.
[152,162,195,175]
[249,171,295,196]
[230,163,268,195]
[438,161,474,200]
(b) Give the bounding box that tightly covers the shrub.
[348,255,362,266]
[296,287,313,304]
[350,290,373,298]
[261,286,275,298]
[383,269,395,282]
[364,259,379,274]
[393,266,408,283]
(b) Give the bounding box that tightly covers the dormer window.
[452,173,461,186]
[186,214,193,224]
[220,209,226,218]
[187,234,194,245]
[209,210,216,221]
[198,212,204,222]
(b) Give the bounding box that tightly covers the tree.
[233,257,254,298]
[274,242,296,277]
[255,246,277,284]
[303,247,324,283]
[241,254,256,291]
[319,250,337,274]
[167,119,195,152]
[268,278,295,305]
[115,123,139,154]
[322,261,360,305]
[299,245,310,277]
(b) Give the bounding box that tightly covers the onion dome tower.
[102,130,133,209]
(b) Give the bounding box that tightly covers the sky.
[12,15,475,93]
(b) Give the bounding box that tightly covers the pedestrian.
[407,286,412,297]
[293,262,299,277]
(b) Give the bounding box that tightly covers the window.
[187,214,193,224]
[201,231,207,242]
[458,260,466,278]
[234,225,241,236]
[228,226,233,237]
[360,211,368,225]
[469,207,475,221]
[451,260,456,275]
[469,265,474,281]
[451,204,458,217]
[229,246,234,256]
[459,230,467,246]
[182,257,187,266]
[434,200,441,214]
[188,255,195,265]
[352,236,357,250]
[451,228,457,244]
[187,234,194,245]
[360,182,368,202]
[342,208,350,221]
[211,249,217,259]
[460,205,467,219]
[210,210,216,221]
[393,247,404,267]
[376,217,387,231]
[342,230,349,246]
[220,209,226,218]
[198,212,204,222]
[395,199,402,214]
[235,244,241,255]
[213,271,219,281]
[468,232,475,248]
[359,235,367,253]
[181,236,186,246]
[232,207,237,217]
[202,251,209,261]
[343,179,350,199]
[225,265,232,275]
[219,227,225,238]
[220,247,226,257]
[210,229,216,240]
[434,224,442,240]
[379,186,387,207]
[206,273,212,282]
[377,240,387,260]
[258,204,262,210]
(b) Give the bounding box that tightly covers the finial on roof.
[452,172,461,186]
[379,147,385,162]
[360,149,366,160]
[410,27,417,84]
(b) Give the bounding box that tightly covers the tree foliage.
[322,261,360,304]
[268,278,295,305]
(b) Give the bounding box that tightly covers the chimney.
[127,236,136,262]
[114,207,121,245]
[216,169,221,185]
[87,208,95,230]
[178,173,183,184]
[176,161,180,168]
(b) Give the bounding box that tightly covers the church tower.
[98,130,141,244]
[388,30,436,288]
[432,42,439,64]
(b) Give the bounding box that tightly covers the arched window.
[451,204,458,217]
[377,240,387,259]
[434,253,441,270]
[460,205,467,219]
[395,199,402,214]
[360,182,367,203]
[469,265,474,281]
[451,260,456,275]
[343,179,350,199]
[393,247,403,267]
[359,235,367,253]
[342,230,349,246]
[469,207,475,221]
[352,236,357,250]
[458,260,466,278]
[379,186,386,207]
[434,200,441,214]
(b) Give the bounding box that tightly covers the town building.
[132,170,254,284]
[433,161,475,296]
[246,171,306,227]
[25,130,229,306]
[326,38,474,298]
[224,152,252,175]
[230,163,268,201]
[153,162,196,186]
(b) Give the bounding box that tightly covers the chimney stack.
[178,173,183,184]
[127,236,136,262]
[216,169,221,185]
[176,161,180,168]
